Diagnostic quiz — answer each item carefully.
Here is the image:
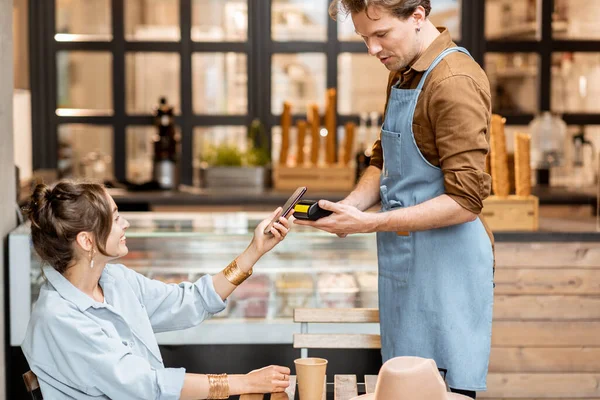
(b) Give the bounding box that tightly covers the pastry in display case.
[9,212,379,346]
[230,274,271,319]
[275,273,315,317]
[355,271,378,308]
[317,272,359,308]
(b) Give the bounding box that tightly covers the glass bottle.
[152,97,179,190]
[528,111,567,185]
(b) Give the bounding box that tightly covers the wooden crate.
[481,195,539,231]
[273,165,355,191]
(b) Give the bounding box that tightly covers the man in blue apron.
[296,1,494,398]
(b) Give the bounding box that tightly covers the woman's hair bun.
[27,184,53,230]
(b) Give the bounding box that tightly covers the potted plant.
[199,119,271,189]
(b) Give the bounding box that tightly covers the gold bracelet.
[207,374,229,399]
[223,259,252,286]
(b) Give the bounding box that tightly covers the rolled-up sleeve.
[429,74,492,214]
[120,265,227,332]
[27,310,185,400]
[156,368,187,399]
[370,140,384,170]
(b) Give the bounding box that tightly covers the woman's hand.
[244,365,291,394]
[251,208,293,256]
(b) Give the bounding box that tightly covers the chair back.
[23,370,43,400]
[293,308,381,357]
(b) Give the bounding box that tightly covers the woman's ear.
[75,231,94,252]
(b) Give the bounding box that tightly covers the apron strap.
[415,47,472,92]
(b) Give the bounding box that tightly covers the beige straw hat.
[351,357,472,400]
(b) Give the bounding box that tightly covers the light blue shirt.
[21,264,227,399]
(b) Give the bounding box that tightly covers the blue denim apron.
[377,47,494,391]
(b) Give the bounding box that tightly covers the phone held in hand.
[263,186,307,234]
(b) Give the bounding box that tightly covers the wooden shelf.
[494,66,538,78]
[487,20,568,40]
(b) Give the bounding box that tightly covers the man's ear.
[75,231,94,252]
[413,5,426,26]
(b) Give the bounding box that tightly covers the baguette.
[514,132,532,196]
[280,102,292,166]
[490,114,510,197]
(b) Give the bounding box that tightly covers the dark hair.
[25,181,113,273]
[329,0,431,21]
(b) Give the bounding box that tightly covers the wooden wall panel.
[494,269,600,295]
[492,321,600,347]
[482,374,600,398]
[489,348,600,372]
[493,295,600,320]
[495,243,600,269]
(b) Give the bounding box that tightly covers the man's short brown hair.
[329,0,432,21]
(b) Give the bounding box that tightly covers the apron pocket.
[377,186,412,284]
[381,129,402,177]
[377,231,413,284]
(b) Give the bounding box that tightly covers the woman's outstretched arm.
[212,209,291,300]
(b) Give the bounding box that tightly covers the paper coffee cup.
[294,358,328,400]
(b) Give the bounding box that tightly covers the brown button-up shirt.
[370,28,494,246]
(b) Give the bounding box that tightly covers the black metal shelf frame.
[30,0,481,185]
[31,0,261,185]
[31,0,481,185]
[32,0,600,183]
[485,0,600,126]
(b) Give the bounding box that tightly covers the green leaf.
[202,144,244,167]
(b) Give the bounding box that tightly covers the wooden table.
[239,374,377,400]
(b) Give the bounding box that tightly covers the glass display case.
[9,212,379,347]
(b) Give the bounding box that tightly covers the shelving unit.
[30,0,471,186]
[32,0,600,183]
[486,20,567,41]
[485,0,600,129]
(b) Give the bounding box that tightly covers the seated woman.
[22,181,292,399]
